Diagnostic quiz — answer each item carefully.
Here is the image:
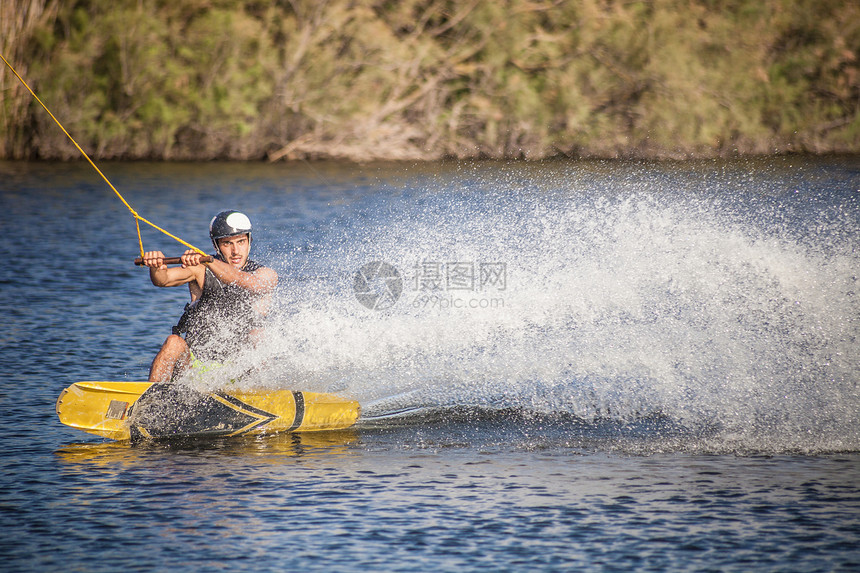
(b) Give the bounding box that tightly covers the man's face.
[216,234,250,268]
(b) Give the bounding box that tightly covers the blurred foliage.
[2,0,858,160]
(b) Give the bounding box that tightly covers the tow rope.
[1,52,207,258]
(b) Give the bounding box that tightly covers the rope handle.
[134,256,214,266]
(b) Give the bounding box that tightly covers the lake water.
[1,157,858,571]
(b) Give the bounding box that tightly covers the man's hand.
[142,250,167,270]
[180,250,208,268]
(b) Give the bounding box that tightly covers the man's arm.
[204,259,278,294]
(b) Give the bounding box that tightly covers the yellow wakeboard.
[56,381,360,442]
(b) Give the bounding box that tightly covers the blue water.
[1,157,859,571]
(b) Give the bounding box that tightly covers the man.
[142,210,279,383]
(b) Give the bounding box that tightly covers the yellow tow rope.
[0,53,207,258]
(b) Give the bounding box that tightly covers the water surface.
[1,157,858,571]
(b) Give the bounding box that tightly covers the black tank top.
[173,257,265,361]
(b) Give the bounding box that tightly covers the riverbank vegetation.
[2,0,858,161]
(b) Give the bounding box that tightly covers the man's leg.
[148,334,190,383]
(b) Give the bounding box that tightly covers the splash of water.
[197,162,860,454]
